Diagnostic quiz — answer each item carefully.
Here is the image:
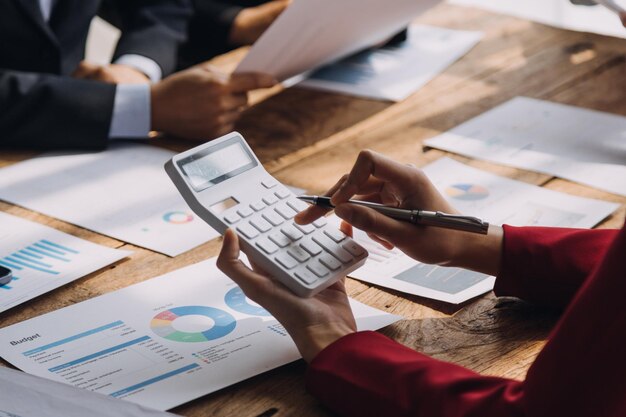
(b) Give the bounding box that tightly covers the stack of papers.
[0,258,401,410]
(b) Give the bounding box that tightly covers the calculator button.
[287,246,311,263]
[287,198,309,212]
[269,232,291,248]
[275,204,297,220]
[262,211,284,226]
[263,194,279,206]
[307,262,329,278]
[262,179,278,189]
[280,225,304,241]
[324,229,346,243]
[319,254,341,271]
[300,239,323,256]
[237,223,259,239]
[276,253,298,270]
[224,212,241,224]
[294,222,315,235]
[250,217,272,233]
[250,201,266,211]
[313,217,328,228]
[274,188,291,199]
[237,206,254,218]
[313,235,353,263]
[342,241,367,258]
[256,237,279,254]
[295,270,317,285]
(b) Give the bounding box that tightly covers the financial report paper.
[424,97,626,196]
[300,25,482,101]
[346,157,618,304]
[449,0,626,39]
[0,212,130,313]
[0,144,220,256]
[0,258,401,411]
[0,367,176,417]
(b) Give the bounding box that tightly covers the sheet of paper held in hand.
[344,157,618,304]
[0,367,177,417]
[0,258,401,411]
[449,0,626,39]
[0,212,130,313]
[236,0,441,81]
[424,97,626,197]
[299,25,482,101]
[0,143,219,257]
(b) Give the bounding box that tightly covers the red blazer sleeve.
[307,225,626,417]
[495,225,618,309]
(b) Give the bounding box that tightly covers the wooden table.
[1,4,625,416]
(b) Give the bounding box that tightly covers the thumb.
[335,204,407,246]
[229,72,278,93]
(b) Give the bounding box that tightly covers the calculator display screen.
[178,140,257,192]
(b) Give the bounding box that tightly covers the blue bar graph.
[1,239,80,276]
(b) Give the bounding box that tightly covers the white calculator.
[165,132,368,297]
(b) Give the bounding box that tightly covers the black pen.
[297,195,490,235]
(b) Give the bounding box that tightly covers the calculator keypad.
[226,184,367,289]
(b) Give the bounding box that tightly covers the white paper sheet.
[0,258,401,411]
[424,97,626,196]
[346,157,619,304]
[0,144,220,256]
[449,0,626,39]
[0,212,130,313]
[0,367,176,417]
[299,25,482,101]
[236,0,441,81]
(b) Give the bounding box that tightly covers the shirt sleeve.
[108,83,151,139]
[114,54,163,82]
[495,225,618,309]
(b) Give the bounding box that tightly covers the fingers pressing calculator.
[165,132,368,297]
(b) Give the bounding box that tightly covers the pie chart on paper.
[445,183,490,201]
[150,306,236,342]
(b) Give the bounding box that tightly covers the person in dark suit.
[0,0,275,150]
[178,0,289,69]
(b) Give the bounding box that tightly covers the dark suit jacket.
[0,0,191,150]
[177,0,266,69]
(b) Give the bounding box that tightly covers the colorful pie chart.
[445,183,490,201]
[162,211,194,224]
[225,287,271,316]
[150,306,236,342]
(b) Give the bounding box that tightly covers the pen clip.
[412,210,490,234]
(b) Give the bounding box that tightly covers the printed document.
[346,157,618,304]
[0,212,130,313]
[237,0,441,81]
[300,25,482,101]
[424,97,626,196]
[449,0,626,39]
[0,144,220,256]
[0,258,400,411]
[0,367,176,417]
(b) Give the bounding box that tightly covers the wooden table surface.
[1,4,625,417]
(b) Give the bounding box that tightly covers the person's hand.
[72,61,150,84]
[295,150,503,276]
[229,0,290,45]
[150,65,277,140]
[217,229,356,362]
[620,12,626,27]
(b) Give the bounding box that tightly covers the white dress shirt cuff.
[114,54,163,82]
[109,84,151,139]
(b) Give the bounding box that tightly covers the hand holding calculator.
[165,132,368,297]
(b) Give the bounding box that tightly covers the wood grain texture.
[0,4,625,417]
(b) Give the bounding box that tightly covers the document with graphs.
[0,258,400,411]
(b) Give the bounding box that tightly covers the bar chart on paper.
[0,212,131,312]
